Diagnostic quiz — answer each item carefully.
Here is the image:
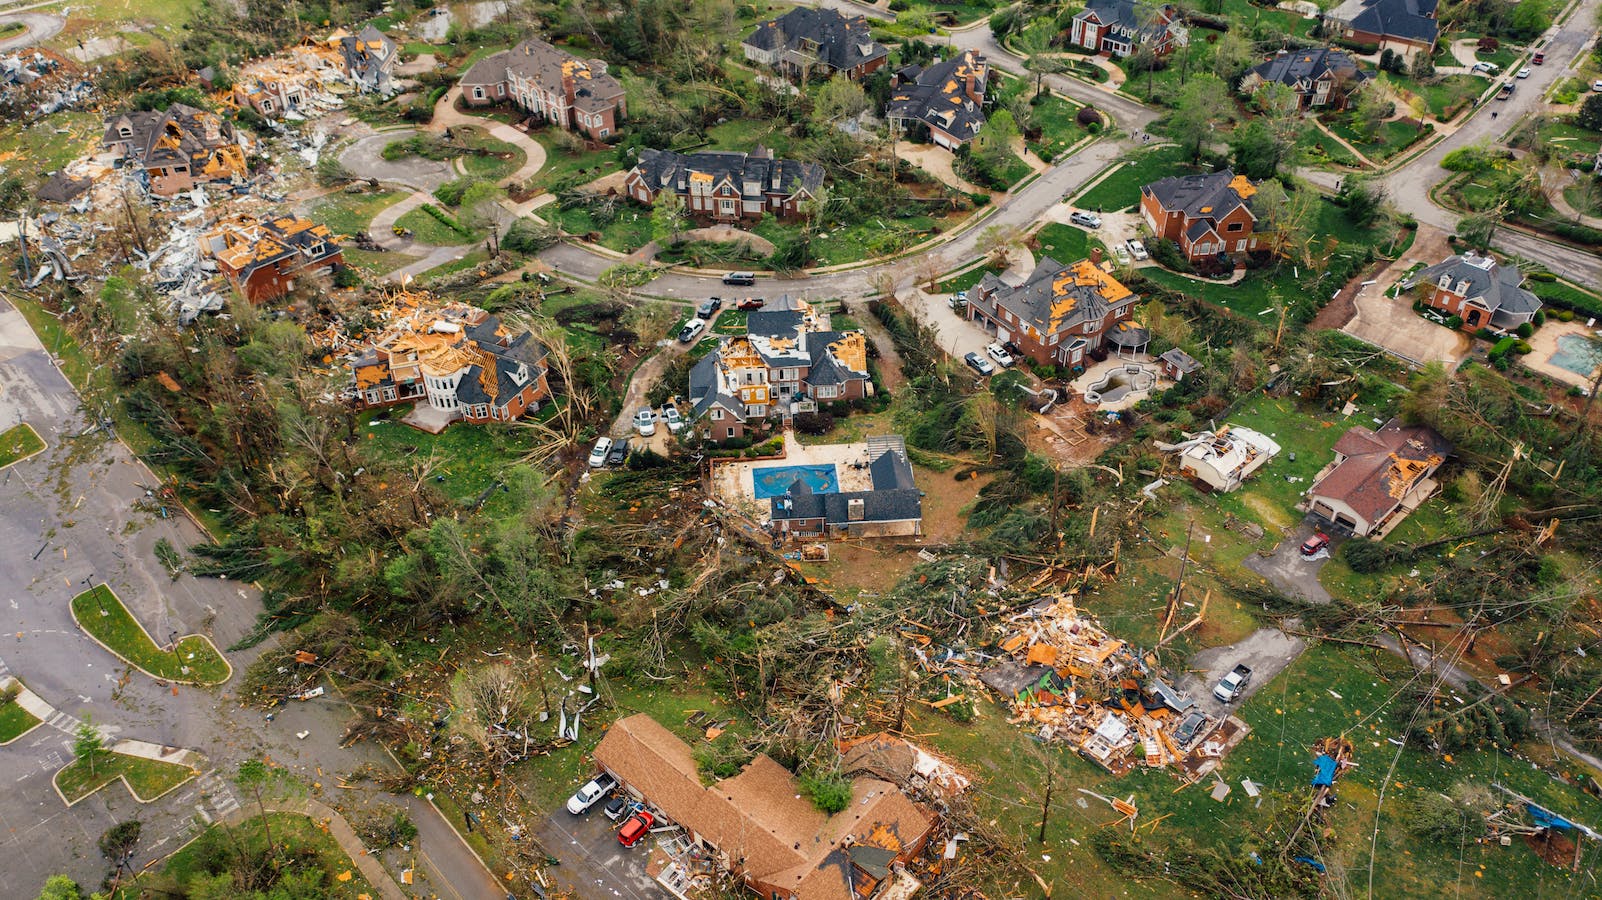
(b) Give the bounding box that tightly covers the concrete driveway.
[1245,525,1334,605]
[1341,225,1471,366]
[0,13,64,53]
[536,806,671,900]
[340,129,455,193]
[1181,627,1307,718]
[899,286,996,362]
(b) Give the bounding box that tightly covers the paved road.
[0,12,63,53]
[1181,627,1307,718]
[0,298,501,898]
[340,129,456,193]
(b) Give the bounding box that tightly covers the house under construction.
[101,103,249,198]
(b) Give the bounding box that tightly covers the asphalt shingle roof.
[743,8,888,74]
[1312,418,1451,525]
[885,50,988,142]
[631,147,824,200]
[1334,0,1440,44]
[1405,253,1542,319]
[1247,48,1368,92]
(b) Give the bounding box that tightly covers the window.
[816,385,838,399]
[473,86,484,99]
[1226,222,1244,233]
[711,408,724,421]
[599,128,609,138]
[727,427,736,438]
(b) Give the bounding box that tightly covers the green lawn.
[71,585,231,685]
[705,118,797,157]
[395,205,482,245]
[1475,44,1521,71]
[309,189,406,237]
[125,813,375,899]
[1301,126,1365,168]
[1034,222,1092,263]
[1073,144,1192,212]
[55,750,197,804]
[1327,117,1430,163]
[1397,73,1484,120]
[0,422,45,468]
[547,204,656,253]
[456,125,527,181]
[354,409,535,513]
[525,130,621,191]
[935,264,1002,294]
[0,695,41,744]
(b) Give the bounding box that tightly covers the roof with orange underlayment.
[1310,417,1451,525]
[885,49,989,142]
[458,37,624,113]
[976,256,1138,339]
[1142,169,1259,230]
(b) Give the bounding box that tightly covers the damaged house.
[348,300,550,431]
[770,436,924,538]
[742,7,890,82]
[459,37,626,142]
[1304,418,1451,538]
[964,254,1140,368]
[101,104,249,198]
[201,214,344,304]
[1140,169,1262,265]
[593,714,935,900]
[687,297,870,440]
[328,25,398,94]
[1161,425,1282,493]
[885,50,989,149]
[624,146,825,223]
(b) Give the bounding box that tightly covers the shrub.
[1555,308,1576,321]
[1542,220,1602,246]
[1528,271,1557,282]
[1342,537,1404,573]
[793,411,835,435]
[1513,339,1532,354]
[1445,315,1463,330]
[1534,310,1546,325]
[433,178,473,207]
[333,267,362,289]
[800,772,853,814]
[1515,322,1534,338]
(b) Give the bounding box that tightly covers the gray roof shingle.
[631,147,824,200]
[743,8,888,74]
[885,50,988,143]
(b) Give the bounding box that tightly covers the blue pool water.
[752,464,839,499]
[1551,333,1602,378]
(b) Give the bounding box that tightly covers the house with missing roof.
[885,50,989,150]
[1400,251,1543,332]
[1068,0,1186,57]
[770,436,924,538]
[688,297,871,441]
[593,714,935,900]
[624,146,826,224]
[101,104,249,198]
[742,8,889,82]
[458,38,626,142]
[348,300,550,431]
[1326,0,1439,57]
[200,214,343,304]
[328,25,399,94]
[1240,48,1369,110]
[1140,169,1262,266]
[1165,425,1282,493]
[965,253,1141,368]
[1304,418,1451,538]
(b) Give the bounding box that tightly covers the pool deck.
[1525,320,1602,390]
[712,433,883,518]
[1068,354,1168,412]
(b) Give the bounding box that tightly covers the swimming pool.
[752,464,839,499]
[1550,333,1602,378]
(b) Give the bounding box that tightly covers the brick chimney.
[1091,246,1103,265]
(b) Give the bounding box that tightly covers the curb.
[0,676,46,746]
[52,747,202,808]
[0,421,45,471]
[69,584,234,688]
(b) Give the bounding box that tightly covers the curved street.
[0,12,64,53]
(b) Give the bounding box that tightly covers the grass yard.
[1301,126,1365,168]
[126,813,375,899]
[525,130,620,191]
[455,125,527,181]
[395,204,481,245]
[309,189,405,237]
[1327,117,1430,163]
[55,750,197,805]
[70,585,231,685]
[0,693,42,744]
[354,409,535,514]
[705,118,797,157]
[1074,144,1192,212]
[1475,43,1522,71]
[0,111,99,181]
[547,204,655,253]
[0,422,45,468]
[936,264,1002,294]
[1396,73,1484,120]
[1033,221,1093,262]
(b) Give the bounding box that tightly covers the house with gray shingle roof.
[1068,0,1185,58]
[885,50,989,150]
[770,438,924,537]
[1400,251,1543,332]
[965,255,1141,368]
[1327,0,1439,57]
[1140,169,1263,265]
[459,37,626,142]
[623,146,824,223]
[101,104,249,198]
[742,8,889,82]
[1240,48,1369,110]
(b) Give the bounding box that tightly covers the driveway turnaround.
[1245,527,1335,606]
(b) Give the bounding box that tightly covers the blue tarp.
[1293,856,1328,874]
[1529,803,1576,832]
[1312,754,1338,787]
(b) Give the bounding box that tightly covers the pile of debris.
[0,49,91,117]
[979,595,1248,779]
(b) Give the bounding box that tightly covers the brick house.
[101,104,249,198]
[623,146,824,224]
[688,297,870,442]
[770,436,924,538]
[594,714,934,900]
[458,38,626,142]
[1240,48,1369,110]
[885,50,988,149]
[1140,169,1262,265]
[1326,0,1439,57]
[742,7,889,82]
[1400,251,1543,332]
[1068,0,1186,57]
[1158,347,1201,381]
[349,300,550,429]
[1304,418,1451,538]
[201,214,343,304]
[965,255,1140,368]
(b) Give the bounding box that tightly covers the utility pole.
[1037,757,1054,843]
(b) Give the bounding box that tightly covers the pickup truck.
[1212,664,1252,703]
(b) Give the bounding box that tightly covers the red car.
[617,809,655,847]
[1300,532,1331,556]
[736,297,766,311]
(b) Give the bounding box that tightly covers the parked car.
[566,773,618,814]
[1002,340,1024,360]
[722,271,756,286]
[587,437,613,468]
[1126,240,1149,261]
[1174,710,1210,746]
[1212,664,1253,703]
[1112,244,1130,262]
[606,439,629,467]
[736,297,765,310]
[633,408,658,436]
[1471,61,1499,74]
[617,809,656,847]
[1516,67,1532,79]
[1497,82,1515,99]
[963,352,995,376]
[986,342,1015,368]
[1069,210,1102,229]
[1300,531,1331,556]
[948,290,968,310]
[1533,51,1545,64]
[662,406,685,433]
[677,319,706,343]
[602,797,630,821]
[695,298,722,319]
[1591,79,1602,92]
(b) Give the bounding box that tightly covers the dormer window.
[1455,280,1470,295]
[1438,274,1452,289]
[119,126,132,138]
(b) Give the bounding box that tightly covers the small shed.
[1159,347,1201,381]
